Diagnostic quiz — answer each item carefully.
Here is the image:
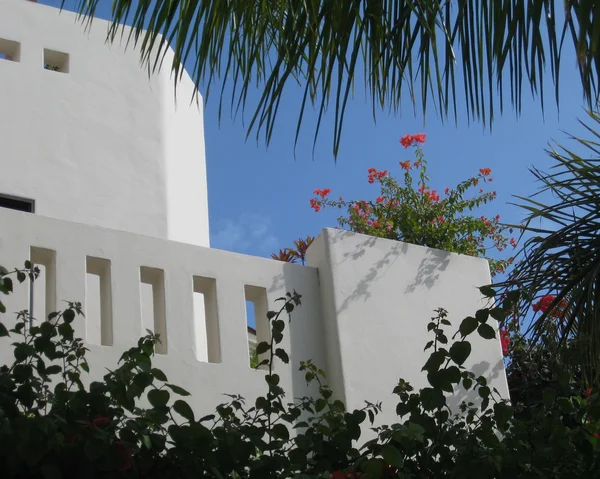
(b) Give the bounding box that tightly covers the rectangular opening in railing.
[140,267,167,354]
[86,257,113,346]
[244,285,269,369]
[193,276,220,363]
[30,247,56,322]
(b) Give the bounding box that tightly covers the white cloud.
[211,214,279,256]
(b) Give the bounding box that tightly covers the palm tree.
[505,109,600,384]
[64,0,600,157]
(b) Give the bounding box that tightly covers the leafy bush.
[275,134,515,277]
[1,264,599,478]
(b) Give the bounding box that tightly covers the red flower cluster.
[400,133,427,148]
[309,198,321,212]
[367,168,388,184]
[399,160,411,170]
[479,168,492,176]
[510,237,517,248]
[424,190,440,202]
[532,295,568,318]
[500,329,510,356]
[376,196,385,204]
[314,188,332,199]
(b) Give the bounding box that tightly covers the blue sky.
[45,1,589,263]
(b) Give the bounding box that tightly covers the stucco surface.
[0,210,508,423]
[0,0,209,246]
[307,228,510,427]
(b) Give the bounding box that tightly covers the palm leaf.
[61,1,600,157]
[503,109,600,383]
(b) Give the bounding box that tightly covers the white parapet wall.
[306,228,510,426]
[0,209,509,424]
[0,0,210,247]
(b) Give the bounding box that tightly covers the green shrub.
[0,264,599,478]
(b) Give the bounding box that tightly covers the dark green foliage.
[1,267,599,477]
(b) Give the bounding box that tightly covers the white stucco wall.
[0,208,325,415]
[0,0,209,246]
[306,228,510,427]
[0,210,508,425]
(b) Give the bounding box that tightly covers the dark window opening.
[0,194,35,213]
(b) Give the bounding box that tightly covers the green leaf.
[477,324,496,340]
[479,286,496,297]
[271,423,289,441]
[63,309,75,324]
[148,388,170,408]
[489,308,505,322]
[459,317,478,337]
[173,399,195,422]
[256,341,270,355]
[449,341,471,366]
[142,434,152,449]
[479,386,491,399]
[165,383,190,396]
[0,277,13,294]
[45,365,62,375]
[274,348,289,364]
[0,322,8,337]
[381,444,404,468]
[493,402,513,430]
[273,319,285,332]
[475,309,489,323]
[151,368,168,382]
[422,351,446,374]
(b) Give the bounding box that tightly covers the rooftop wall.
[0,0,209,246]
[0,208,509,425]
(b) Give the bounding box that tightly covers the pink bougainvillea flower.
[400,134,413,148]
[500,329,510,356]
[444,186,449,195]
[376,196,385,204]
[399,160,411,170]
[313,188,331,199]
[479,167,492,176]
[309,198,321,212]
[367,168,388,184]
[510,238,517,248]
[400,133,427,148]
[413,133,427,144]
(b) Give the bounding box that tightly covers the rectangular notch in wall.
[193,276,220,363]
[244,285,269,369]
[0,38,20,62]
[86,257,113,346]
[29,247,56,322]
[43,48,69,73]
[140,267,167,354]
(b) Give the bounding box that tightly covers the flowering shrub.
[1,264,600,477]
[306,134,515,276]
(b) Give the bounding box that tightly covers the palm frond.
[61,1,600,157]
[504,109,600,383]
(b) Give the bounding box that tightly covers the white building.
[0,0,509,428]
[0,0,209,247]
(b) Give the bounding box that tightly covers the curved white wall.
[0,0,209,246]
